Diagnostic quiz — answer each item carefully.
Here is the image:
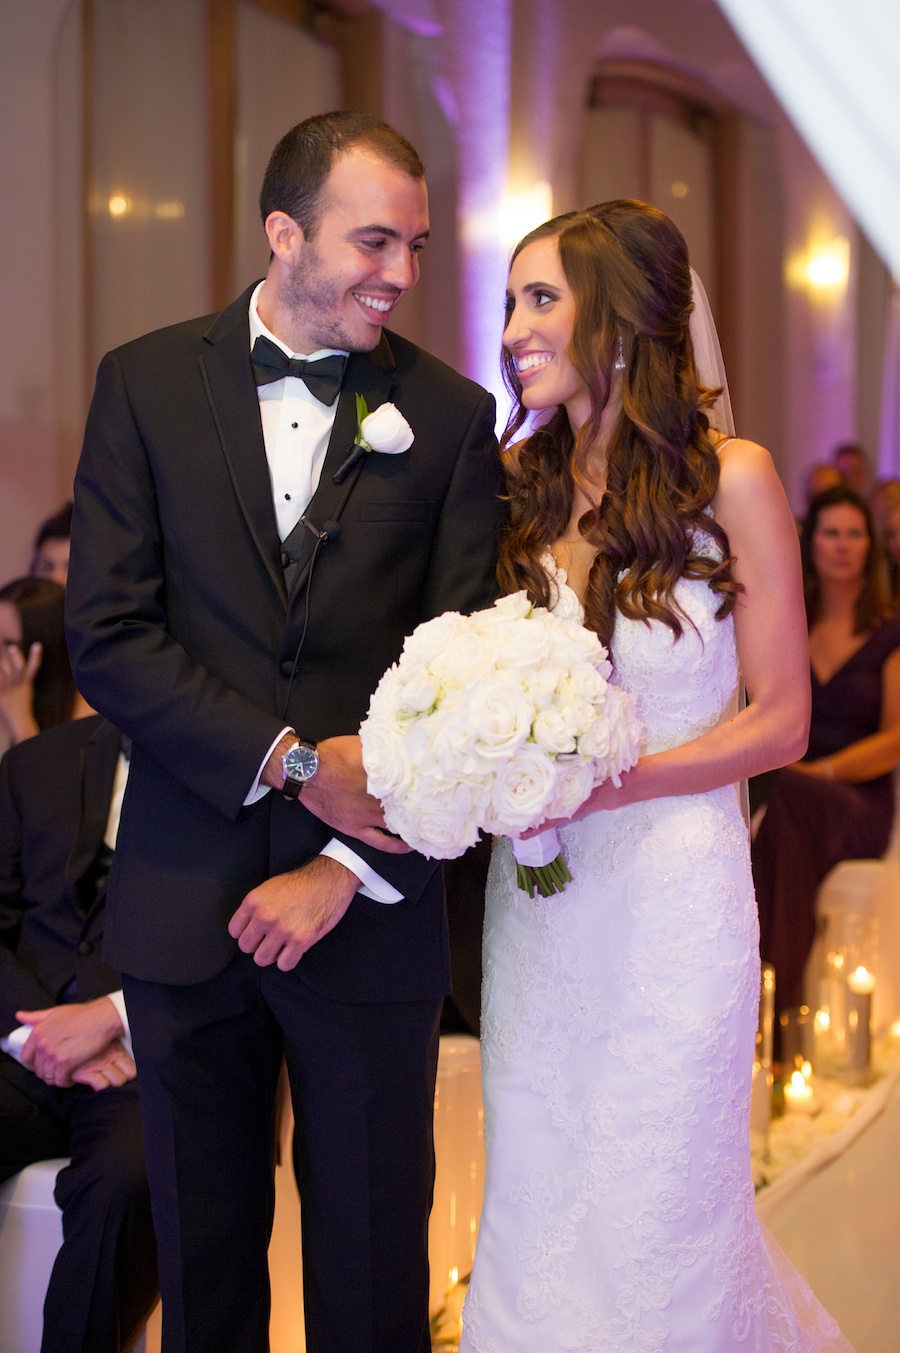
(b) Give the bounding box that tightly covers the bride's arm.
[558,438,810,818]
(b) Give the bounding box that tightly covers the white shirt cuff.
[106,989,132,1058]
[0,1024,29,1062]
[320,839,404,903]
[244,727,294,805]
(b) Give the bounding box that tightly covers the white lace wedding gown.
[461,553,854,1352]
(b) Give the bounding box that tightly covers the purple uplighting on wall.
[441,0,513,423]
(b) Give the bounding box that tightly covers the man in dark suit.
[0,715,157,1353]
[65,112,504,1353]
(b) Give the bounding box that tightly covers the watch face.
[283,743,318,783]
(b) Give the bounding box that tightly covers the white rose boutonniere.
[333,395,414,483]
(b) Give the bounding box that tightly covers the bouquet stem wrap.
[511,829,572,898]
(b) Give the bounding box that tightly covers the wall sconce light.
[805,235,850,291]
[108,194,131,218]
[463,180,553,252]
[785,234,851,304]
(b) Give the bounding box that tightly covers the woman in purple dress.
[752,485,900,1028]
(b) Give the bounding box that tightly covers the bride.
[460,201,854,1351]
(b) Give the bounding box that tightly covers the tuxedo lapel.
[286,339,395,605]
[199,287,287,609]
[64,720,122,913]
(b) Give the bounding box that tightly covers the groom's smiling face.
[281,146,430,354]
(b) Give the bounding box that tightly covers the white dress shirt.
[243,284,401,904]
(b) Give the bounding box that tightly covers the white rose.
[473,592,533,625]
[486,617,553,671]
[555,693,597,738]
[360,402,414,454]
[403,611,467,661]
[546,614,605,666]
[389,785,482,859]
[525,668,560,710]
[429,630,495,688]
[577,715,615,762]
[581,689,643,784]
[397,669,439,714]
[544,760,595,819]
[565,664,611,703]
[360,720,413,799]
[407,711,474,781]
[469,679,534,758]
[485,744,557,833]
[532,706,577,755]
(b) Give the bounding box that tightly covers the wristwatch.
[281,739,319,800]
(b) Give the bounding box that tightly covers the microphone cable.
[280,517,341,722]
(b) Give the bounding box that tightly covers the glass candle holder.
[814,910,878,1082]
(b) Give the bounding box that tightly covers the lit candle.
[750,1057,770,1137]
[846,967,875,1072]
[759,964,775,1070]
[783,1069,816,1114]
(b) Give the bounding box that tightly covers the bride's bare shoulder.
[711,435,795,538]
[714,435,779,488]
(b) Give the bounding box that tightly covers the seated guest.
[30,503,73,589]
[802,460,842,510]
[883,497,900,609]
[832,440,872,496]
[0,577,92,746]
[752,486,900,1034]
[0,715,157,1353]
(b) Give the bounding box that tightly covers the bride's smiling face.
[504,237,591,430]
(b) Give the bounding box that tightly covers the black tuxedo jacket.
[0,716,123,1036]
[66,284,505,998]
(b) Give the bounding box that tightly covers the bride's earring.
[614,335,626,371]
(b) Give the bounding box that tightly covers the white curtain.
[717,0,900,280]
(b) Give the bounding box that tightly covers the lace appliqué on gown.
[461,555,853,1353]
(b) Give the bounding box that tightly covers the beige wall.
[0,0,76,583]
[0,0,890,582]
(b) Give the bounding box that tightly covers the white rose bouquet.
[360,592,643,896]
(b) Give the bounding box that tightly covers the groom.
[66,111,504,1353]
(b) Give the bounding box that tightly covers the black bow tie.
[251,335,347,406]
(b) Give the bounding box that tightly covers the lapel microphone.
[280,515,342,720]
[301,514,341,544]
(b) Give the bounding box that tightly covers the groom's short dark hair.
[260,111,425,241]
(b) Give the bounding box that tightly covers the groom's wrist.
[261,730,300,790]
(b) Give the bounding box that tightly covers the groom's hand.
[263,733,410,853]
[229,855,360,970]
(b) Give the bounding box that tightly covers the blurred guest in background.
[0,578,92,747]
[0,715,157,1353]
[752,485,900,1032]
[869,477,900,537]
[802,460,842,511]
[832,440,872,496]
[884,497,900,609]
[30,502,73,588]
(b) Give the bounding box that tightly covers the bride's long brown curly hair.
[498,200,740,650]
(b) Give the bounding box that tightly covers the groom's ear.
[264,211,304,266]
